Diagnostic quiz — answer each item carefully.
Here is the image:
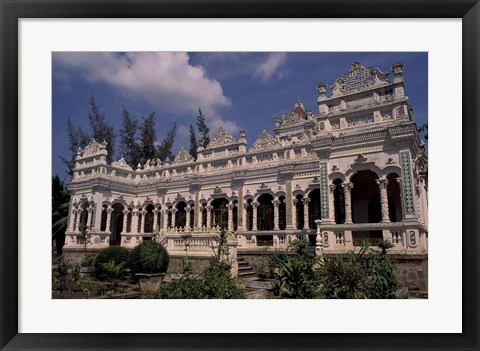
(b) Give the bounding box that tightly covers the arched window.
[144,204,154,233]
[167,206,173,228]
[295,194,304,229]
[333,179,345,224]
[100,205,108,231]
[278,196,286,230]
[232,200,238,231]
[201,203,207,228]
[211,198,228,228]
[175,201,187,228]
[126,208,133,233]
[110,203,124,246]
[246,199,253,231]
[308,189,321,229]
[257,194,274,231]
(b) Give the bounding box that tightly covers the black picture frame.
[1,1,479,350]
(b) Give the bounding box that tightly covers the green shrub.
[269,240,322,298]
[318,240,400,299]
[94,246,130,281]
[129,241,169,275]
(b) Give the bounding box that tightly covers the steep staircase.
[237,256,256,279]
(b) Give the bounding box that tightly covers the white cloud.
[254,53,287,82]
[53,52,231,116]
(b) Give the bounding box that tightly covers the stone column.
[303,198,310,230]
[206,206,213,229]
[171,208,177,229]
[131,210,139,234]
[163,208,169,230]
[105,206,113,233]
[227,203,234,233]
[153,208,159,232]
[242,203,248,231]
[198,205,204,228]
[185,206,192,230]
[328,184,336,224]
[252,202,259,231]
[292,199,299,229]
[342,182,353,224]
[70,208,78,231]
[139,210,146,234]
[273,199,280,231]
[121,209,128,234]
[86,206,94,231]
[376,179,390,223]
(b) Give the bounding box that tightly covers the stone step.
[238,272,257,278]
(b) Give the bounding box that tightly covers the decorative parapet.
[330,62,390,97]
[111,158,133,171]
[206,127,237,149]
[173,147,195,164]
[249,130,280,152]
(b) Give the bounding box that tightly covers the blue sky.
[52,52,428,178]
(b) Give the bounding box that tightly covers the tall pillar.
[273,199,280,231]
[139,210,146,233]
[121,209,128,234]
[86,206,94,231]
[376,179,390,223]
[227,203,234,233]
[396,177,404,221]
[206,206,213,229]
[292,199,298,229]
[342,182,353,224]
[303,198,310,230]
[285,180,294,229]
[163,208,169,230]
[198,205,204,228]
[185,206,192,230]
[242,203,248,231]
[153,208,159,232]
[171,208,177,228]
[252,202,259,231]
[131,210,139,234]
[69,208,77,231]
[328,184,336,224]
[105,206,113,233]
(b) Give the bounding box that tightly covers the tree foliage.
[52,175,70,254]
[189,124,198,160]
[88,95,115,162]
[59,117,90,177]
[139,112,157,166]
[196,108,210,148]
[118,105,141,167]
[156,122,177,163]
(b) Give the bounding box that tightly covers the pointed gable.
[173,147,194,164]
[249,130,280,152]
[206,127,237,149]
[330,61,390,97]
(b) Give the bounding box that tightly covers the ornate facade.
[64,61,428,277]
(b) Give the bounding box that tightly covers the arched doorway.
[110,203,124,246]
[295,194,304,229]
[100,204,108,231]
[246,199,253,231]
[308,189,321,229]
[350,170,382,244]
[232,200,238,231]
[257,194,274,231]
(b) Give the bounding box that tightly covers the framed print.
[1,1,479,350]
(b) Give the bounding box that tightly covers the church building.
[64,61,428,291]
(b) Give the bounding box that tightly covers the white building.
[64,61,428,290]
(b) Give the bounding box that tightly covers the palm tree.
[52,175,70,255]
